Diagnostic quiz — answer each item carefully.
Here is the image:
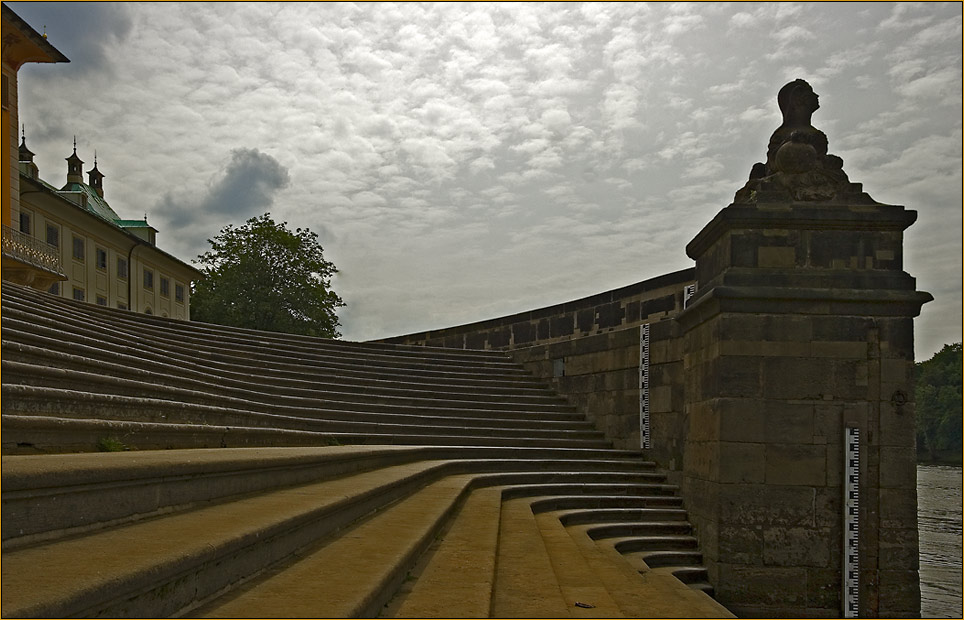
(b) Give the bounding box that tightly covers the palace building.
[2,4,199,319]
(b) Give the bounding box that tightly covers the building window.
[72,236,85,262]
[175,283,185,303]
[96,247,108,271]
[72,287,85,302]
[117,257,128,279]
[46,224,60,248]
[19,211,31,235]
[118,302,128,310]
[96,295,108,306]
[143,268,154,290]
[48,282,61,295]
[144,307,153,315]
[160,276,170,297]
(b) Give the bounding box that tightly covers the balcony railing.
[2,225,65,276]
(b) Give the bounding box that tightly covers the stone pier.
[678,79,931,617]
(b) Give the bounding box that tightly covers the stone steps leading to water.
[0,446,731,618]
[1,446,647,548]
[2,283,606,453]
[1,359,583,421]
[1,289,531,376]
[0,281,724,617]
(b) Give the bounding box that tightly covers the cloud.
[154,148,290,252]
[730,12,757,28]
[199,149,290,215]
[10,2,961,359]
[878,3,938,31]
[896,66,963,104]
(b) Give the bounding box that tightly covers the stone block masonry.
[512,327,643,452]
[679,198,930,618]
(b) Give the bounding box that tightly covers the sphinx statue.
[735,79,862,203]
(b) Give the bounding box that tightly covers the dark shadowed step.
[636,549,704,568]
[530,495,683,513]
[613,535,698,552]
[585,521,694,539]
[557,508,689,526]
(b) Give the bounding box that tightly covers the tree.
[191,214,345,338]
[915,343,963,462]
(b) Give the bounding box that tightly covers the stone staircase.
[0,282,731,618]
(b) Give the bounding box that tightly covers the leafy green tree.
[915,343,962,462]
[191,214,345,337]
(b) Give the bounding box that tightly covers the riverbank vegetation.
[916,343,962,464]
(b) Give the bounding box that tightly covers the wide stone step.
[558,508,690,526]
[2,313,535,384]
[530,495,683,513]
[2,334,556,394]
[2,360,579,418]
[491,496,574,617]
[3,342,572,406]
[1,413,613,455]
[2,446,423,547]
[585,521,694,539]
[612,535,699,552]
[501,482,679,500]
[536,509,630,616]
[2,385,606,443]
[192,474,477,618]
[1,289,515,367]
[3,331,553,395]
[0,300,524,375]
[391,487,503,618]
[2,446,651,548]
[1,460,455,618]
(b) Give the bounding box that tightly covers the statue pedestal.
[679,199,931,617]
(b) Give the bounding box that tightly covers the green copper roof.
[21,172,203,278]
[114,219,155,229]
[60,182,122,222]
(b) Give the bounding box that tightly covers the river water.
[918,464,963,618]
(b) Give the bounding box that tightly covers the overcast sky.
[10,2,961,359]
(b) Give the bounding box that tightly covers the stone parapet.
[379,268,694,351]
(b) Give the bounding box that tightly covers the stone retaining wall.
[510,327,642,452]
[379,268,694,351]
[378,269,696,456]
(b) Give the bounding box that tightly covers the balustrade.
[1,225,64,276]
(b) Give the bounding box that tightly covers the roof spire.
[66,137,85,185]
[19,125,35,167]
[87,148,105,198]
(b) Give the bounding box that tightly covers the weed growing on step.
[97,436,128,452]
